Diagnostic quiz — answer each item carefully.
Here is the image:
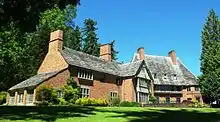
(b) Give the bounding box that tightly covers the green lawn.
[0,106,220,122]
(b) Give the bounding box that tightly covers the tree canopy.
[0,0,80,32]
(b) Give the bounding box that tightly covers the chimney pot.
[100,43,112,61]
[137,47,145,60]
[168,50,177,65]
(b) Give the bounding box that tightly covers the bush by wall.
[62,77,80,104]
[35,86,58,106]
[0,91,7,105]
[75,97,108,106]
[119,101,140,107]
[188,100,210,108]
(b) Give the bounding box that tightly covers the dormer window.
[78,69,93,80]
[153,73,157,79]
[163,74,168,80]
[173,74,177,80]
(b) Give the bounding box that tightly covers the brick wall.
[37,69,70,89]
[121,78,136,102]
[37,52,68,74]
[69,66,121,99]
[182,86,203,103]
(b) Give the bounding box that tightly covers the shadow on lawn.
[0,106,95,122]
[98,108,220,122]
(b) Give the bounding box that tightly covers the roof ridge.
[63,47,120,64]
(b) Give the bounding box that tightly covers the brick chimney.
[38,30,68,74]
[49,30,63,52]
[168,50,177,65]
[137,47,145,60]
[100,44,112,61]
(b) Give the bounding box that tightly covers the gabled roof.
[119,60,144,77]
[61,47,145,77]
[9,48,146,90]
[9,70,61,91]
[132,53,198,86]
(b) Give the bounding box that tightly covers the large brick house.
[6,30,202,105]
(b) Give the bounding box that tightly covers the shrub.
[149,94,157,104]
[108,97,120,106]
[0,91,7,105]
[36,86,58,106]
[188,100,210,108]
[62,77,80,104]
[120,101,140,107]
[182,100,194,104]
[58,98,68,105]
[75,97,107,106]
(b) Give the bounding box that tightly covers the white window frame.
[187,87,191,91]
[116,79,122,85]
[80,86,90,98]
[110,91,118,100]
[78,69,93,80]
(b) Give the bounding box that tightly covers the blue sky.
[75,0,220,76]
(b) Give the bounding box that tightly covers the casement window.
[153,73,157,79]
[110,92,118,99]
[163,74,168,80]
[176,97,181,103]
[78,69,93,80]
[187,87,191,91]
[116,78,122,85]
[195,87,200,91]
[187,98,192,101]
[173,74,177,80]
[139,92,148,103]
[80,87,90,98]
[17,94,23,104]
[26,94,33,104]
[139,78,148,87]
[166,96,170,104]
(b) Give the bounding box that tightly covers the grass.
[0,106,220,122]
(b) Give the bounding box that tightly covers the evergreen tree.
[64,25,82,51]
[82,18,100,56]
[199,9,220,103]
[110,40,119,60]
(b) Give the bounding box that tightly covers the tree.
[0,22,35,91]
[0,5,79,91]
[200,9,220,74]
[110,40,119,60]
[199,72,220,103]
[62,77,80,104]
[64,25,82,51]
[199,9,220,103]
[82,18,100,56]
[0,0,80,32]
[29,5,77,73]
